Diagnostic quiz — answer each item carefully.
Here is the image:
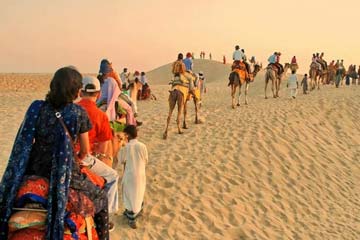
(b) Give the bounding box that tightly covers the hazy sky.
[0,0,358,74]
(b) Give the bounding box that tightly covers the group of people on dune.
[0,60,151,240]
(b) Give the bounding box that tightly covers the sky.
[0,0,358,74]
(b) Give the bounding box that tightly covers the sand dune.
[0,61,359,239]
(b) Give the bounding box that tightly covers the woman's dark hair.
[97,73,106,85]
[177,53,183,60]
[45,66,82,108]
[124,125,137,139]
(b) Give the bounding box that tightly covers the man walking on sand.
[287,70,298,99]
[118,125,148,229]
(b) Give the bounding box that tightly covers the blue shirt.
[183,58,193,71]
[268,54,276,64]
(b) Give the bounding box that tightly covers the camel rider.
[241,49,251,76]
[291,56,297,65]
[232,45,245,69]
[275,52,284,74]
[171,53,195,90]
[315,53,324,71]
[172,53,186,77]
[267,52,279,73]
[268,52,277,65]
[312,53,322,71]
[183,52,194,72]
[319,52,327,70]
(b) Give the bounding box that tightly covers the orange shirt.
[77,99,112,152]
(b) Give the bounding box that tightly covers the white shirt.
[287,74,298,89]
[118,139,148,214]
[120,72,130,83]
[232,50,245,61]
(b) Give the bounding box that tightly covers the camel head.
[253,64,261,78]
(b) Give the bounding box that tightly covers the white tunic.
[287,74,298,89]
[118,139,148,214]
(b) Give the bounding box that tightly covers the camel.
[229,63,261,108]
[309,62,329,90]
[264,63,290,99]
[163,72,200,139]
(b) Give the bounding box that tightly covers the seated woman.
[97,59,141,127]
[0,67,110,240]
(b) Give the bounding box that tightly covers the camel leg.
[194,97,200,124]
[163,92,177,139]
[275,78,280,98]
[265,79,268,99]
[244,82,249,105]
[182,99,188,129]
[271,79,276,98]
[237,84,241,106]
[231,85,236,109]
[177,104,184,134]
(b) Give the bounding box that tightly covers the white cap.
[199,71,204,75]
[82,76,101,92]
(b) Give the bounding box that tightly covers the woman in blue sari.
[0,67,109,239]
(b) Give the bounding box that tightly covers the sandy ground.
[0,61,359,239]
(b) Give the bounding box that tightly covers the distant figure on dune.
[287,70,299,99]
[223,55,226,64]
[209,53,212,60]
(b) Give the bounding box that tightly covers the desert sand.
[0,60,359,239]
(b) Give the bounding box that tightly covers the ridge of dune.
[146,59,234,85]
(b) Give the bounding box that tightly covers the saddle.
[231,61,246,71]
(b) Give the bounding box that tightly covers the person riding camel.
[241,49,251,77]
[291,56,299,71]
[315,53,324,71]
[319,52,327,70]
[312,53,322,71]
[274,52,284,75]
[232,45,245,66]
[268,52,277,65]
[183,52,194,72]
[230,45,248,84]
[171,53,195,90]
[268,52,283,74]
[172,53,186,77]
